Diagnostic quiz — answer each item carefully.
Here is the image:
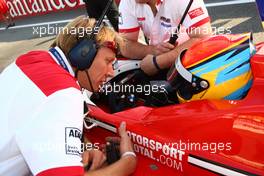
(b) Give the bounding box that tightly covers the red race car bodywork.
[84,35,264,176]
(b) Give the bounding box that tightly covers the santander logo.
[6,0,86,18]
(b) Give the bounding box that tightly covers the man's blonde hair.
[50,15,117,58]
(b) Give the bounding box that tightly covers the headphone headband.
[68,0,114,71]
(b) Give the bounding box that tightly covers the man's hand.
[84,122,137,176]
[82,149,106,171]
[153,42,175,56]
[140,54,159,76]
[118,122,134,155]
[140,42,175,76]
[105,122,134,156]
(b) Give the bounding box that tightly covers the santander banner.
[6,0,86,19]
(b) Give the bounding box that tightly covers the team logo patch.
[160,16,171,23]
[137,17,146,21]
[137,17,145,27]
[65,127,82,156]
[188,7,204,19]
[160,16,172,28]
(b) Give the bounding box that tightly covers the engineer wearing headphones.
[0,16,136,176]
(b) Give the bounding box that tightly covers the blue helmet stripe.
[215,48,251,85]
[189,48,250,85]
[224,79,253,100]
[190,50,236,76]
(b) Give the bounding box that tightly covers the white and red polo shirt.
[0,47,85,176]
[119,0,210,45]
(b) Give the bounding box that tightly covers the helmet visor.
[167,50,210,100]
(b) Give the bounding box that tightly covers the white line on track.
[0,19,72,31]
[206,0,255,7]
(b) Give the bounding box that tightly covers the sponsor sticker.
[188,7,204,19]
[65,127,82,156]
[127,131,185,172]
[137,17,146,21]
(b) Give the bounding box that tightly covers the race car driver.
[118,0,213,75]
[0,16,136,176]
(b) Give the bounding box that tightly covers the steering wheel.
[91,69,179,113]
[106,70,150,113]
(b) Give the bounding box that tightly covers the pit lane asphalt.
[0,0,263,72]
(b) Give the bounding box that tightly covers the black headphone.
[68,36,98,71]
[68,0,114,71]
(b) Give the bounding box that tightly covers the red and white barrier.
[5,0,86,19]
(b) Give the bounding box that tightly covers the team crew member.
[0,16,136,176]
[84,0,119,31]
[118,0,212,75]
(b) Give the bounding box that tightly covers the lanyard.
[49,47,70,73]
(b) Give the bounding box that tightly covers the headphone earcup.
[68,39,97,70]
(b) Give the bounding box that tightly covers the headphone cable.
[85,70,95,93]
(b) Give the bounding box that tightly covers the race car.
[83,34,264,176]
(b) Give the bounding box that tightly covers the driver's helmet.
[167,33,256,103]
